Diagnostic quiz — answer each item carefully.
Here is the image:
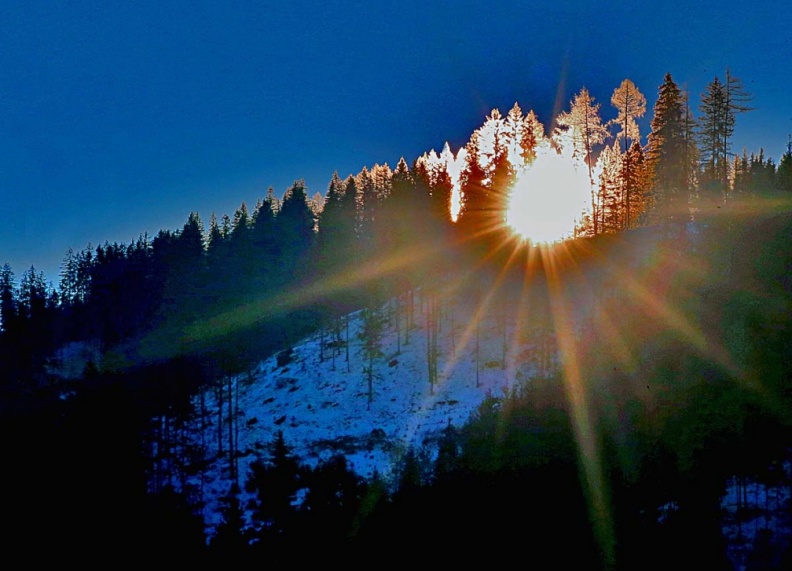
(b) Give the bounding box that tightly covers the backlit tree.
[555,87,610,235]
[610,79,647,228]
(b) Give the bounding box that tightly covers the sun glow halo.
[506,145,591,244]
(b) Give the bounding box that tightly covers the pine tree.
[251,192,279,291]
[624,140,650,226]
[777,141,792,192]
[610,79,647,228]
[205,212,228,286]
[723,69,754,192]
[181,211,205,257]
[379,158,419,258]
[505,102,545,172]
[732,150,752,196]
[646,73,693,231]
[698,70,753,202]
[231,202,250,240]
[698,76,729,200]
[359,305,384,409]
[370,163,392,203]
[0,263,17,336]
[356,167,379,260]
[457,131,489,240]
[423,160,451,231]
[425,290,439,394]
[596,143,623,233]
[211,485,248,552]
[276,180,316,278]
[324,174,359,268]
[555,87,610,235]
[315,172,359,335]
[229,202,257,292]
[19,266,48,322]
[488,120,516,238]
[465,108,516,241]
[59,248,80,308]
[246,430,302,539]
[315,172,346,266]
[75,245,93,306]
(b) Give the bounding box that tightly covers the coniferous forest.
[3,72,792,568]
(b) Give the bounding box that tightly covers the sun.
[506,145,591,244]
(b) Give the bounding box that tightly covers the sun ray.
[138,238,454,360]
[539,242,615,567]
[598,241,742,379]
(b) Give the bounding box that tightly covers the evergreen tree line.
[203,205,792,567]
[2,69,791,394]
[443,71,792,245]
[0,160,458,395]
[2,68,792,563]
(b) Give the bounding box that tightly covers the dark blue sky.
[2,1,790,283]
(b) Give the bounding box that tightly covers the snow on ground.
[193,294,553,533]
[721,466,792,570]
[167,226,791,561]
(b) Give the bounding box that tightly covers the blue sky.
[2,0,790,282]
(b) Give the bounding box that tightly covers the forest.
[2,71,792,568]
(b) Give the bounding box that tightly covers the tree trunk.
[346,313,351,373]
[217,382,223,456]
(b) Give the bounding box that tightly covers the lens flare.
[507,145,591,244]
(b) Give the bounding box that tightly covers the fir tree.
[505,102,544,172]
[276,180,316,278]
[457,131,489,240]
[777,143,792,192]
[698,70,753,202]
[246,430,302,538]
[646,73,693,231]
[59,247,80,308]
[251,192,279,290]
[1,263,17,336]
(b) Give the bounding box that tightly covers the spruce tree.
[356,167,379,260]
[1,263,17,336]
[488,122,516,239]
[316,171,354,275]
[596,143,623,232]
[698,70,753,202]
[380,158,413,254]
[646,73,690,231]
[457,131,489,240]
[777,144,792,192]
[246,430,302,539]
[698,76,729,199]
[276,180,316,279]
[59,248,79,308]
[504,102,544,172]
[251,192,279,291]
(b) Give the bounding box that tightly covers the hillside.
[146,213,787,550]
[5,207,791,567]
[193,291,549,533]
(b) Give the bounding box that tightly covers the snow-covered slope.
[193,289,559,533]
[166,226,790,564]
